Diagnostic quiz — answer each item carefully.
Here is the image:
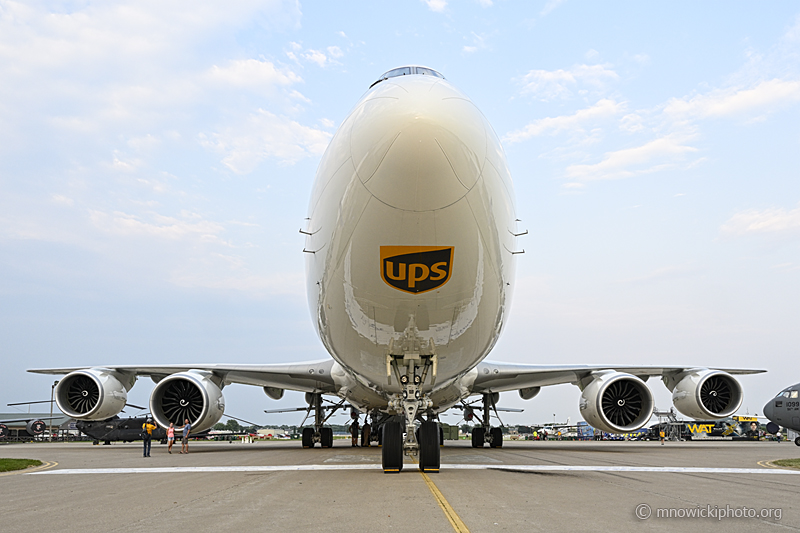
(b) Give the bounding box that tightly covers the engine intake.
[579,372,654,434]
[669,369,743,419]
[55,368,132,420]
[150,371,225,432]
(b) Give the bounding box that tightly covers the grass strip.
[0,458,43,472]
[772,458,800,469]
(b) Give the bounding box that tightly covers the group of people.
[349,419,371,447]
[141,418,192,457]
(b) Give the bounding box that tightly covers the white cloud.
[504,99,622,143]
[619,113,644,133]
[540,0,566,17]
[519,64,618,100]
[565,134,698,181]
[721,204,800,237]
[327,46,344,58]
[89,210,225,240]
[665,79,800,119]
[422,0,448,12]
[477,0,493,6]
[200,109,332,173]
[462,32,487,54]
[208,59,301,90]
[51,195,74,206]
[170,270,305,295]
[303,49,328,67]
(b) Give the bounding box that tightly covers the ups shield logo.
[380,246,454,294]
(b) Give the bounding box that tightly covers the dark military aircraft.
[77,416,168,445]
[763,382,800,446]
[77,414,255,445]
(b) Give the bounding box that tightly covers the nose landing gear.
[382,359,439,473]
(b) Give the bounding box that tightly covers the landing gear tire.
[302,427,315,448]
[382,422,403,473]
[419,421,440,473]
[795,437,800,447]
[471,427,485,448]
[320,427,333,448]
[489,427,503,448]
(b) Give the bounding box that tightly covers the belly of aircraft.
[304,75,517,397]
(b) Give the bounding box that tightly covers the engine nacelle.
[519,387,541,400]
[668,369,743,419]
[55,368,132,420]
[263,387,284,400]
[150,371,225,432]
[579,372,654,434]
[26,420,46,435]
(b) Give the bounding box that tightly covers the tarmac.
[2,439,799,532]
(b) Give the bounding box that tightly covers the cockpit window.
[370,66,445,88]
[415,67,445,78]
[782,391,791,398]
[791,391,799,398]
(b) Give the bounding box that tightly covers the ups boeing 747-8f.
[29,66,764,473]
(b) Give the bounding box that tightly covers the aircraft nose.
[763,400,774,421]
[350,77,487,211]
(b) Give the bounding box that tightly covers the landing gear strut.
[381,316,439,473]
[471,392,503,448]
[301,392,334,448]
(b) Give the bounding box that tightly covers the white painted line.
[27,464,800,475]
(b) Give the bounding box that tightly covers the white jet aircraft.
[30,66,764,473]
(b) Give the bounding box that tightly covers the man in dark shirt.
[181,419,192,454]
[350,419,360,447]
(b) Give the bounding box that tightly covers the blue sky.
[1,1,799,427]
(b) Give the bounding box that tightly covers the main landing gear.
[471,392,504,448]
[300,392,336,449]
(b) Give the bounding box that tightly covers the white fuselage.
[304,74,518,407]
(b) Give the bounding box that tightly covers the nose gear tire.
[382,422,404,473]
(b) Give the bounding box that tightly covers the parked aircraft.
[763,383,800,445]
[29,66,764,473]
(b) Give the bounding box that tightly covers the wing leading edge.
[471,362,766,393]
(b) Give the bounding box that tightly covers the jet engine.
[55,368,132,420]
[150,371,225,432]
[668,369,743,419]
[579,372,654,434]
[26,420,46,435]
[519,386,541,400]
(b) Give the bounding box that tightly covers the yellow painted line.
[757,460,777,469]
[411,457,470,533]
[0,460,58,477]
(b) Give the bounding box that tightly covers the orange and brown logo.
[380,246,454,294]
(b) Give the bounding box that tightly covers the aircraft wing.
[0,417,63,424]
[28,359,339,395]
[471,362,766,393]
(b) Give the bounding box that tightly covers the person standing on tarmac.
[362,420,371,447]
[167,422,175,454]
[142,417,157,458]
[181,418,192,454]
[350,419,360,447]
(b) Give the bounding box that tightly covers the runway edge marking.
[26,464,800,475]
